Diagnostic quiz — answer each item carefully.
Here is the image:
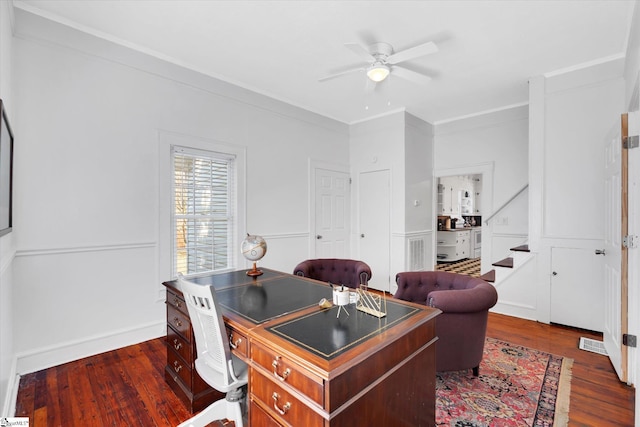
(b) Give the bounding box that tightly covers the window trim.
[159,131,246,282]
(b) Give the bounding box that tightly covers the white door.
[550,247,604,332]
[314,168,350,258]
[359,170,390,292]
[603,115,629,382]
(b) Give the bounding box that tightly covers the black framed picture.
[0,99,14,237]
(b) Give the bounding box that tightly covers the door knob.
[595,249,606,255]
[360,234,365,238]
[552,271,558,276]
[316,235,322,239]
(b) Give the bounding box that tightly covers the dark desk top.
[215,275,333,324]
[165,268,427,362]
[268,299,421,360]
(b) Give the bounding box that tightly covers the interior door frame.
[433,162,494,272]
[309,159,350,258]
[620,113,630,382]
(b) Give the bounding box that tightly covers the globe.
[241,234,267,276]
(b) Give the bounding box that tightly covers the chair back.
[293,258,372,289]
[177,274,246,392]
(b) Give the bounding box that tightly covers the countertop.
[439,226,481,232]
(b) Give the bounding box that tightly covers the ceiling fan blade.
[391,66,432,85]
[387,41,438,64]
[318,66,364,82]
[344,42,376,62]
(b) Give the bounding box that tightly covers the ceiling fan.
[319,41,438,86]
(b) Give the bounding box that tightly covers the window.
[172,146,235,276]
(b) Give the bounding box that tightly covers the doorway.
[434,163,494,273]
[311,161,350,258]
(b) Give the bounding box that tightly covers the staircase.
[480,243,538,319]
[480,244,532,284]
[480,244,530,283]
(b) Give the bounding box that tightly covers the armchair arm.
[353,261,372,286]
[293,260,313,277]
[427,281,498,313]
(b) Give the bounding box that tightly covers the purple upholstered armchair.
[394,271,498,376]
[293,258,372,289]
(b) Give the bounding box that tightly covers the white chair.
[177,273,248,427]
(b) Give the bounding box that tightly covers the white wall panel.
[0,0,15,416]
[543,78,624,239]
[10,9,349,374]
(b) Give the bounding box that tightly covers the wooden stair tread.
[492,257,514,268]
[510,244,530,252]
[480,269,495,282]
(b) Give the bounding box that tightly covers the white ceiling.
[14,0,636,124]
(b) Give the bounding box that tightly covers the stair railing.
[484,183,529,225]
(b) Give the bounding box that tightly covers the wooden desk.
[163,268,440,426]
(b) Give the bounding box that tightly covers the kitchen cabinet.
[459,191,472,215]
[436,230,470,262]
[439,178,458,215]
[470,227,481,258]
[473,179,482,214]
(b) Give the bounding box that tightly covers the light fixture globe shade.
[366,64,390,82]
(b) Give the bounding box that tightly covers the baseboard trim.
[1,356,18,417]
[15,321,165,377]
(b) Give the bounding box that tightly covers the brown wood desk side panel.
[326,317,436,411]
[328,340,436,426]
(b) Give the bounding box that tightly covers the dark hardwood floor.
[15,312,635,426]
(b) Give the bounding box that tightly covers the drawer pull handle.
[173,298,182,308]
[173,317,182,328]
[173,339,182,351]
[173,360,182,373]
[271,358,291,381]
[229,332,242,349]
[271,392,291,415]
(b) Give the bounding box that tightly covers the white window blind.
[172,146,235,276]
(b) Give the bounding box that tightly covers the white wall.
[403,113,435,282]
[0,0,16,416]
[349,111,434,293]
[10,8,349,375]
[434,105,529,269]
[529,58,625,325]
[350,111,404,291]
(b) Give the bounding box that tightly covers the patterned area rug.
[436,338,573,427]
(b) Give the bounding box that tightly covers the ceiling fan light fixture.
[367,63,390,82]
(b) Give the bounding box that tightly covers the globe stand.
[246,261,263,277]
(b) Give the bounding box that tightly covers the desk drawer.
[226,326,248,360]
[167,348,192,388]
[167,304,191,341]
[251,342,324,406]
[250,399,284,427]
[167,326,191,362]
[167,348,211,394]
[167,289,187,314]
[251,369,323,427]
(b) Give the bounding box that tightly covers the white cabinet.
[473,178,482,214]
[436,230,470,262]
[438,176,478,216]
[459,191,473,215]
[439,183,456,215]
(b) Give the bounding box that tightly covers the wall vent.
[409,238,425,271]
[578,337,608,355]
